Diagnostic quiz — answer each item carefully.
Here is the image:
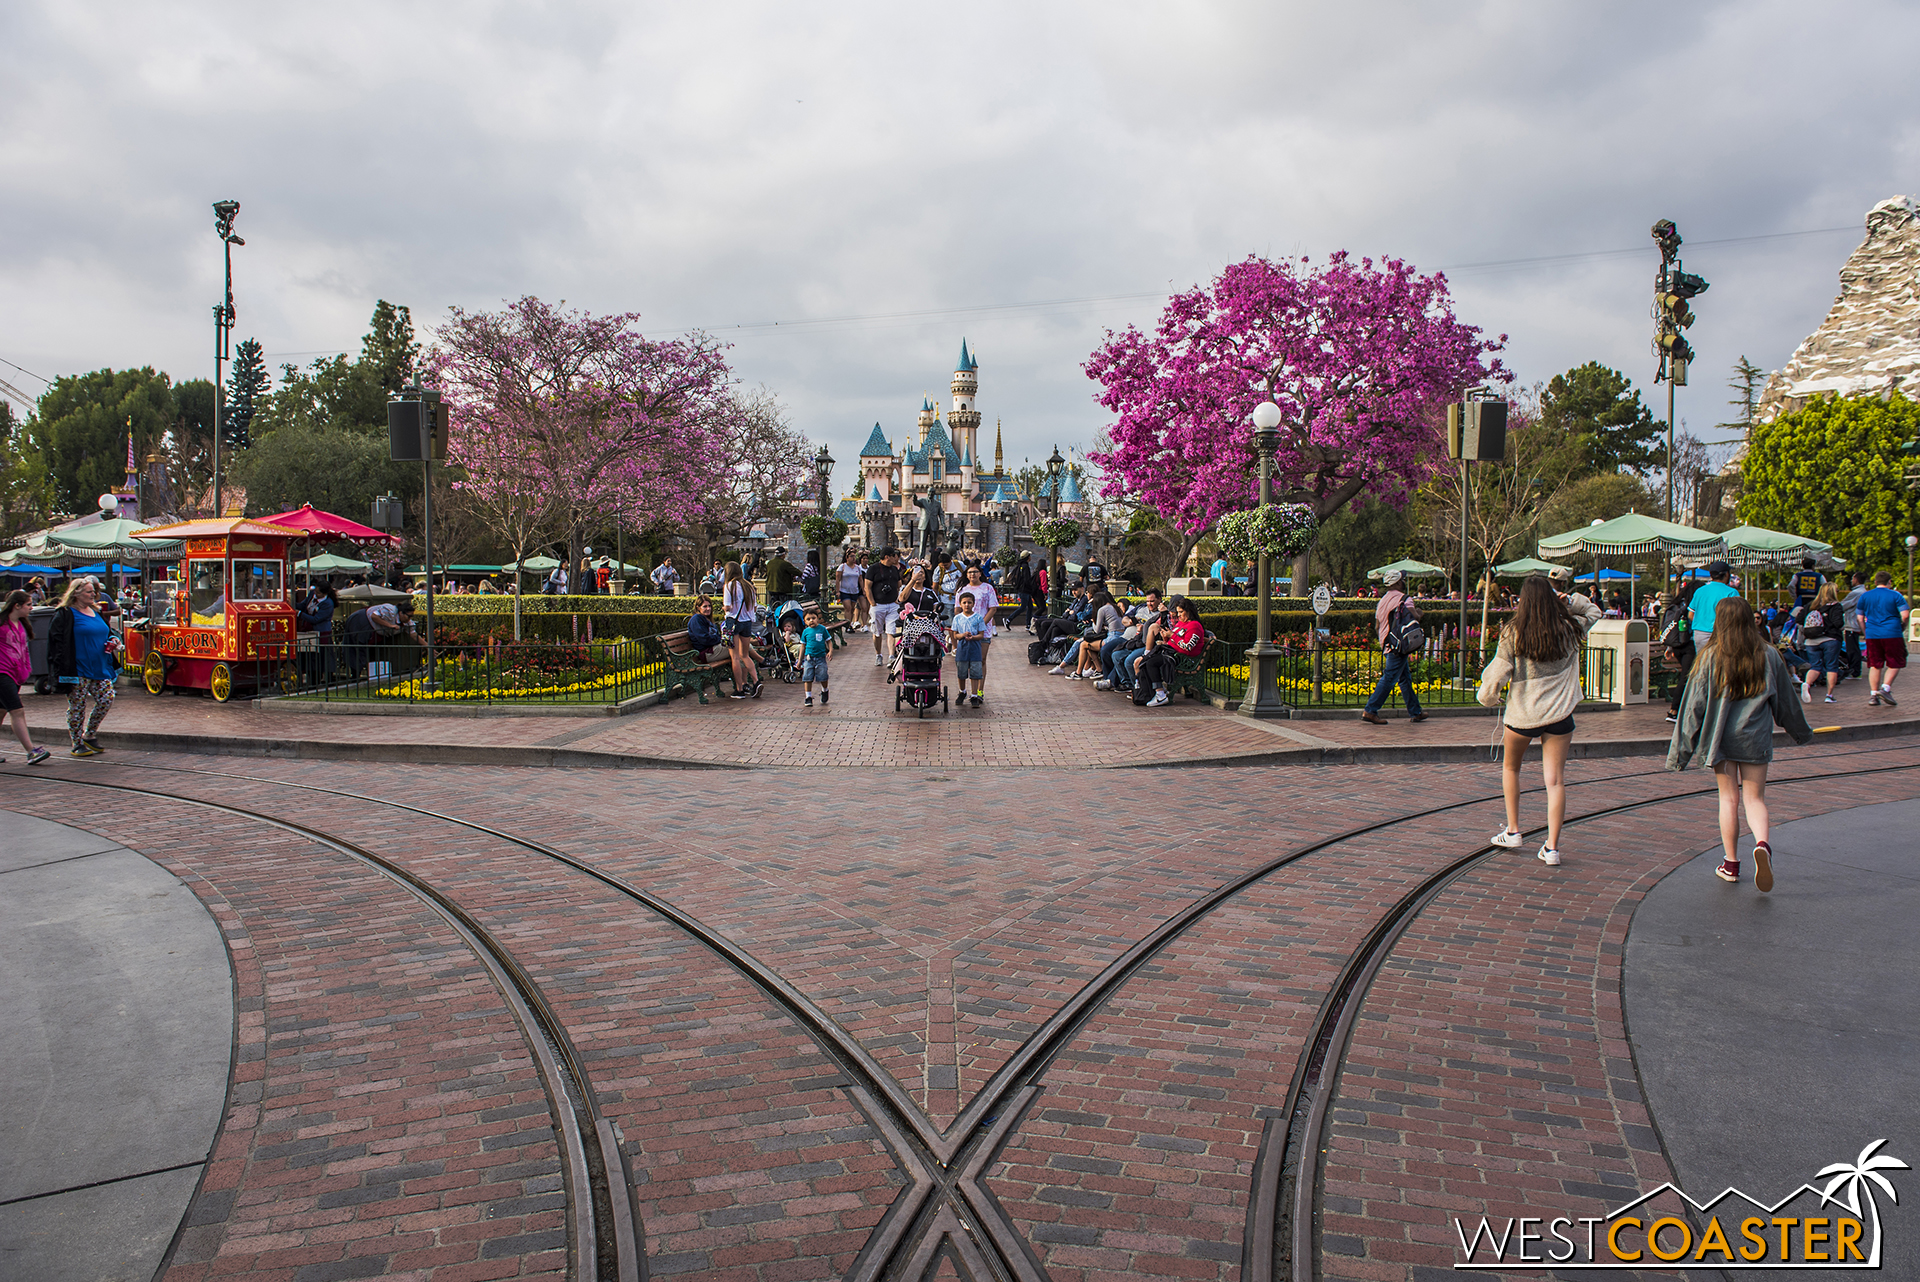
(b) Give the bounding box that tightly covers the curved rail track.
[8,744,1915,1281]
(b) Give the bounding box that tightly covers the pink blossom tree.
[1086,253,1506,591]
[429,297,734,631]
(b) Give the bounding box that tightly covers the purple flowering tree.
[430,297,734,630]
[1086,253,1507,590]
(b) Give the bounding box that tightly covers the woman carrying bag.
[47,577,121,757]
[721,561,762,699]
[1476,574,1602,866]
[1668,595,1814,892]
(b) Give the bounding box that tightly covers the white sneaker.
[1490,828,1522,848]
[1147,690,1169,707]
[1066,671,1086,680]
[1537,846,1562,866]
[1800,683,1812,703]
[1047,665,1066,675]
[874,653,884,666]
[1094,679,1113,690]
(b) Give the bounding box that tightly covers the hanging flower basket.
[1215,503,1317,564]
[800,515,850,547]
[1029,516,1082,549]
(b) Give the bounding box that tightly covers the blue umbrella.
[1574,568,1638,583]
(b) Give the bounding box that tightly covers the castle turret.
[917,396,938,444]
[949,339,981,465]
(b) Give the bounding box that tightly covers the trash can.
[27,605,57,695]
[1585,618,1650,705]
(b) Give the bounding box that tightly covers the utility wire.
[0,356,50,383]
[651,224,1861,338]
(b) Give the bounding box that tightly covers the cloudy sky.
[4,0,1915,495]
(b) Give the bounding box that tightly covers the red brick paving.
[4,736,1916,1281]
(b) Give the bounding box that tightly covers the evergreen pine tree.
[1718,356,1765,435]
[225,338,270,451]
[359,301,418,395]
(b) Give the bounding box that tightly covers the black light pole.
[1045,446,1065,614]
[211,200,243,517]
[814,444,834,615]
[1238,402,1287,717]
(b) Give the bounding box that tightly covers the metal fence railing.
[1195,639,1618,710]
[284,635,669,706]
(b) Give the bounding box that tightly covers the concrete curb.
[1106,713,1920,769]
[76,728,745,771]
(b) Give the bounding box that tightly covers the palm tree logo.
[1817,1139,1910,1266]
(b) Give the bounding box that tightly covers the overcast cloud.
[4,0,1916,492]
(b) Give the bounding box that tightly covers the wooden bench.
[660,631,736,703]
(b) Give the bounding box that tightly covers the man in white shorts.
[866,547,903,666]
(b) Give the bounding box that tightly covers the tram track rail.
[6,742,1914,1281]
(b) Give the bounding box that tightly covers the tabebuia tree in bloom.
[1086,252,1506,590]
[428,297,734,631]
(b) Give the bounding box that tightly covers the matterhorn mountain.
[1758,195,1920,422]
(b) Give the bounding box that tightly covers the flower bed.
[370,640,663,702]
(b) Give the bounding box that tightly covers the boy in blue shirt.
[800,607,832,707]
[1856,570,1911,706]
[949,591,988,709]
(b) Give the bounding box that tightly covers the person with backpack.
[1797,581,1846,704]
[1659,580,1701,724]
[1839,571,1867,680]
[1668,595,1814,892]
[1476,574,1603,865]
[1361,568,1430,725]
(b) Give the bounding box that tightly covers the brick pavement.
[5,737,1916,1280]
[19,653,1919,769]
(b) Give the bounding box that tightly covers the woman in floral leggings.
[47,577,120,756]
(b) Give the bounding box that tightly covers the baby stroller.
[892,609,949,717]
[762,599,809,684]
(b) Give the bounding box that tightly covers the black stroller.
[892,612,949,717]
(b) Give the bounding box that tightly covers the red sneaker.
[1753,841,1773,893]
[1715,856,1741,884]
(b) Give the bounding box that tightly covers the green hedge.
[1194,607,1515,645]
[422,593,699,614]
[422,604,699,643]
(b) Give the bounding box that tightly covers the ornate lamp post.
[1907,533,1917,598]
[210,200,244,517]
[1045,446,1065,614]
[814,444,834,614]
[1237,402,1288,718]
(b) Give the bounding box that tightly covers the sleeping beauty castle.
[834,340,1088,556]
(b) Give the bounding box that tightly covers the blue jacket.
[687,612,724,651]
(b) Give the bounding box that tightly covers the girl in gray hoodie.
[1667,595,1813,891]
